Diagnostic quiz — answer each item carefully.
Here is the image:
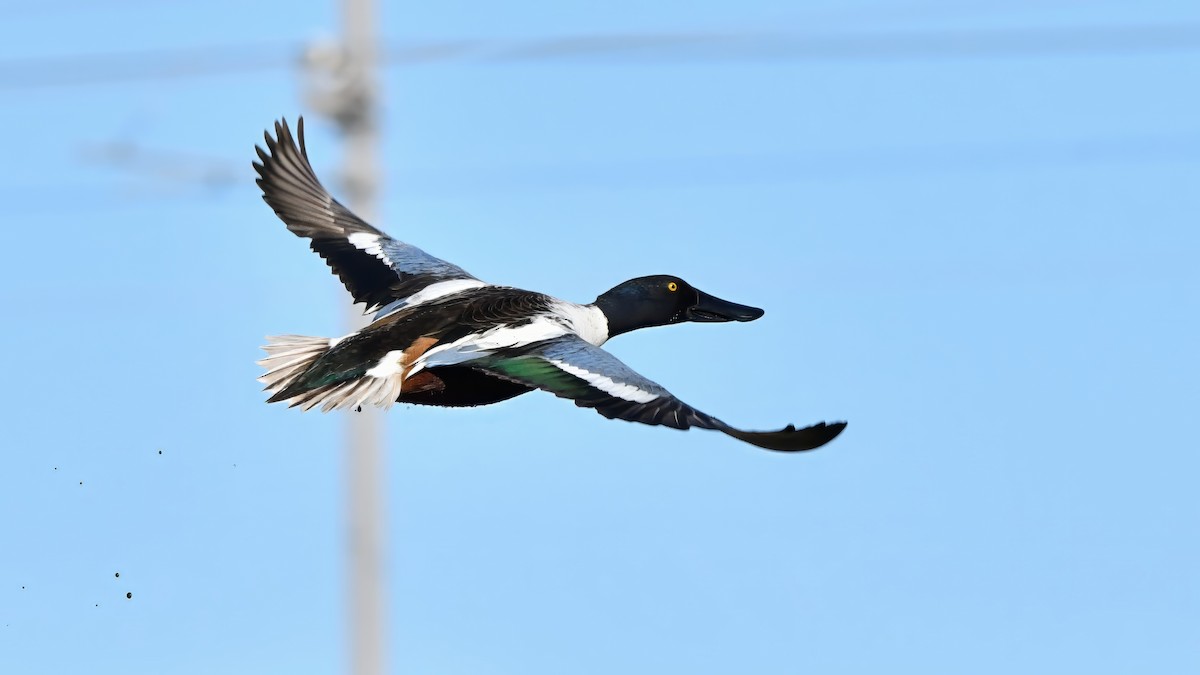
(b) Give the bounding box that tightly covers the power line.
[5,0,165,19]
[0,42,296,90]
[480,22,1200,62]
[77,140,242,188]
[33,132,1197,216]
[3,23,1199,91]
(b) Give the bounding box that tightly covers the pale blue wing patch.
[473,335,848,451]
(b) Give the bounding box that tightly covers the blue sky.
[1,1,1197,673]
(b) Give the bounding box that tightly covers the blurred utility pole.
[303,0,386,673]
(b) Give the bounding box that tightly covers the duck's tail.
[257,334,406,412]
[257,334,335,403]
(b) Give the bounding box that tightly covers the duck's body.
[255,118,846,452]
[264,286,599,410]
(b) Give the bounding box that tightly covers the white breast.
[551,301,610,346]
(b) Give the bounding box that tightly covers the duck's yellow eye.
[667,282,678,292]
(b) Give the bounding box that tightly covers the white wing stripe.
[548,359,660,403]
[417,318,571,373]
[347,232,394,267]
[372,278,490,320]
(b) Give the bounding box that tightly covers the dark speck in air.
[114,572,120,579]
[125,592,132,599]
[158,450,162,455]
[79,481,83,485]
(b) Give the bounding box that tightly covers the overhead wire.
[477,23,1200,62]
[0,42,299,90]
[8,131,1191,216]
[2,23,1199,91]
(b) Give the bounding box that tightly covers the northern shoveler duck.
[254,118,846,452]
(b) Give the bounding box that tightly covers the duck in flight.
[254,118,846,452]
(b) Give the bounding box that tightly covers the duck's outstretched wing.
[471,335,846,452]
[254,117,484,314]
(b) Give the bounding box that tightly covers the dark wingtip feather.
[297,116,307,157]
[722,420,847,452]
[255,115,349,239]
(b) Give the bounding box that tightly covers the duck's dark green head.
[594,275,765,338]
